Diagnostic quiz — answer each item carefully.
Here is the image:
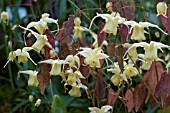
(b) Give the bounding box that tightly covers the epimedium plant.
[2,0,170,113]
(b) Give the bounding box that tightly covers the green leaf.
[51,95,67,113]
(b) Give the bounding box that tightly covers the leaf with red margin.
[134,83,148,112]
[143,61,164,94]
[107,87,119,106]
[97,23,107,47]
[37,63,51,94]
[93,69,105,99]
[124,89,134,112]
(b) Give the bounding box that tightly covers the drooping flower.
[18,70,39,87]
[89,105,113,113]
[108,61,138,86]
[124,63,138,78]
[157,2,168,17]
[27,13,59,34]
[89,12,126,35]
[78,47,109,68]
[68,83,87,97]
[39,59,66,76]
[123,21,167,41]
[65,69,85,85]
[73,17,84,39]
[19,26,52,53]
[125,41,170,62]
[123,43,138,62]
[107,62,127,86]
[4,47,36,68]
[65,55,80,69]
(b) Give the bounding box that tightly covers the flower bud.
[74,17,81,26]
[1,11,8,21]
[106,2,113,12]
[35,99,41,107]
[8,41,12,48]
[29,95,34,102]
[157,2,168,17]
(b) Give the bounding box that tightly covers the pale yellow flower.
[108,63,127,86]
[157,2,168,17]
[65,69,84,85]
[73,26,84,39]
[1,11,8,21]
[27,13,59,34]
[39,59,66,76]
[89,105,113,113]
[35,99,41,107]
[124,63,138,78]
[68,83,87,97]
[19,26,52,53]
[123,43,138,62]
[123,21,167,41]
[19,70,39,87]
[78,47,109,68]
[89,12,125,35]
[125,41,170,62]
[4,47,36,68]
[65,55,80,68]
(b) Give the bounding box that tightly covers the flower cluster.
[3,1,170,112]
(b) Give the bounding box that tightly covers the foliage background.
[0,0,170,113]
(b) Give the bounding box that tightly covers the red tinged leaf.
[37,64,51,94]
[134,83,148,112]
[56,15,75,44]
[107,43,115,59]
[160,4,170,34]
[153,72,170,111]
[143,61,164,94]
[107,87,118,106]
[120,24,131,43]
[44,29,55,48]
[93,69,105,99]
[58,43,70,60]
[124,89,134,112]
[70,41,80,55]
[114,44,127,73]
[97,23,107,47]
[80,65,90,78]
[44,29,56,59]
